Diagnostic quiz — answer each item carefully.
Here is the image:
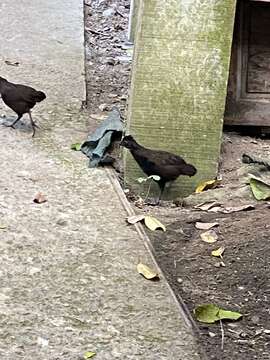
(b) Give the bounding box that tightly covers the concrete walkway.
[0,1,201,359]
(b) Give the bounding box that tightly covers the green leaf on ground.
[218,309,242,321]
[194,304,220,323]
[194,304,242,324]
[144,216,166,231]
[249,177,270,200]
[71,143,81,151]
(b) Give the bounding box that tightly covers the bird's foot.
[32,121,40,129]
[5,123,16,129]
[0,116,19,128]
[145,197,160,206]
[31,121,40,137]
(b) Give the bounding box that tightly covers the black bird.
[0,77,46,137]
[120,135,197,203]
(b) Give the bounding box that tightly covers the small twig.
[85,27,109,37]
[144,178,153,203]
[220,319,225,350]
[116,8,125,18]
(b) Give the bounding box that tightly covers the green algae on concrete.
[125,0,237,198]
[128,0,141,43]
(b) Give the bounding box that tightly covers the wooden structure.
[125,0,237,198]
[225,0,270,126]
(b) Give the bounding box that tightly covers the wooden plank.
[225,0,270,127]
[125,0,237,199]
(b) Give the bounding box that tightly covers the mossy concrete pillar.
[125,0,237,199]
[128,0,141,43]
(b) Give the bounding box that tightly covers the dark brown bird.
[0,77,46,137]
[120,135,197,203]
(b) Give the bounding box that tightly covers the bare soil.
[150,204,270,360]
[84,2,270,359]
[84,0,131,115]
[142,132,270,360]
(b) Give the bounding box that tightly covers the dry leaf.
[195,202,255,214]
[221,204,255,214]
[194,201,219,211]
[195,179,221,193]
[137,263,159,280]
[200,230,218,243]
[207,206,224,213]
[33,192,47,204]
[211,246,225,257]
[195,222,219,230]
[126,214,145,224]
[207,204,255,214]
[144,216,166,231]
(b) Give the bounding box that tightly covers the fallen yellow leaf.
[194,201,219,211]
[83,351,96,359]
[144,216,166,231]
[195,179,221,193]
[137,263,159,280]
[200,230,218,243]
[211,246,225,257]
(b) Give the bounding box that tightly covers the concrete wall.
[125,0,237,198]
[128,0,141,43]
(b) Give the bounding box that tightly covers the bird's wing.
[13,84,38,105]
[1,83,34,104]
[132,151,159,175]
[159,153,186,166]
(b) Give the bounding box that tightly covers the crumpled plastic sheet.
[81,107,123,167]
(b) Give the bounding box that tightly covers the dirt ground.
[84,0,131,115]
[84,2,270,359]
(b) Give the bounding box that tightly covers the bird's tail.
[182,163,197,176]
[35,91,46,102]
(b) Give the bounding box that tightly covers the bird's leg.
[28,111,39,137]
[156,181,166,205]
[5,114,22,128]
